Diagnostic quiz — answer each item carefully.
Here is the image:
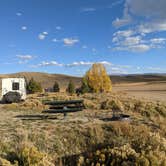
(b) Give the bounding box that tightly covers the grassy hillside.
[0,72,166,90]
[0,72,82,90]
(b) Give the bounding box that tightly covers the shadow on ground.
[15,114,58,120]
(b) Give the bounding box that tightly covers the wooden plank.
[42,108,83,113]
[44,100,84,105]
[49,105,84,109]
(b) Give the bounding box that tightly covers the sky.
[0,0,166,76]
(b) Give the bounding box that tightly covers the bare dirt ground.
[113,81,166,102]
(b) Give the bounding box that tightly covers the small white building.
[1,78,26,100]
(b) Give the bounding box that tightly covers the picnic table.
[42,100,85,117]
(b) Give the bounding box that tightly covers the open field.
[113,81,166,102]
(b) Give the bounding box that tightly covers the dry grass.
[0,92,165,165]
[114,81,166,102]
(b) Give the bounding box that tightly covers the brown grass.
[0,92,165,165]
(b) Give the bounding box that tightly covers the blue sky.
[0,0,166,75]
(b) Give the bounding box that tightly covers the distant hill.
[0,72,166,90]
[0,72,82,90]
[111,74,166,84]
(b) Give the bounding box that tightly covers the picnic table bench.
[42,100,85,117]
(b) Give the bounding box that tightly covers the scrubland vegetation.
[0,64,166,165]
[0,92,166,166]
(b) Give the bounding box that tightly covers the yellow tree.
[85,63,112,93]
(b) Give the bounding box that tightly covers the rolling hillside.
[0,72,82,90]
[0,72,166,90]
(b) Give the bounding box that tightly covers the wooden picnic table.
[42,100,85,116]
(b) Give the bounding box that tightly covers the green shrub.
[53,81,60,92]
[26,78,42,94]
[79,78,91,94]
[66,80,75,94]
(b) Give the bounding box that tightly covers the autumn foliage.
[84,63,112,93]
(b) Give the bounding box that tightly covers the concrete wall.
[1,78,26,100]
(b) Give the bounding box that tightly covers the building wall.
[1,78,26,100]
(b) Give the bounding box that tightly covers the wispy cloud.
[42,31,48,35]
[16,54,34,64]
[31,59,166,75]
[63,38,79,46]
[16,12,22,16]
[112,1,132,27]
[112,29,166,52]
[32,61,63,68]
[81,8,96,12]
[52,38,60,43]
[56,26,62,30]
[145,67,166,73]
[16,55,33,60]
[21,26,27,30]
[66,61,93,67]
[108,0,124,8]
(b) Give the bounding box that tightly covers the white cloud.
[147,67,166,72]
[21,26,27,30]
[114,44,150,52]
[52,38,59,42]
[138,21,166,34]
[38,34,45,40]
[63,38,79,46]
[38,32,48,40]
[123,36,142,46]
[100,61,112,66]
[37,61,63,67]
[109,0,124,8]
[128,44,150,52]
[81,8,96,12]
[66,61,93,67]
[42,31,48,35]
[113,30,134,38]
[16,12,22,16]
[56,26,61,30]
[16,55,33,60]
[16,54,34,64]
[66,61,112,67]
[112,31,150,52]
[150,38,166,44]
[112,2,132,27]
[112,24,166,52]
[112,17,131,27]
[31,60,133,74]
